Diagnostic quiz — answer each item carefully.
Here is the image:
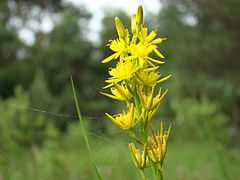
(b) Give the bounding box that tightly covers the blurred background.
[0,0,239,179]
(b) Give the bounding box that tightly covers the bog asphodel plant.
[101,5,172,180]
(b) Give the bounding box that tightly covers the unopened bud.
[115,17,125,39]
[131,14,137,34]
[136,5,143,25]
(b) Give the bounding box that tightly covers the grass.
[71,76,102,179]
[1,127,239,180]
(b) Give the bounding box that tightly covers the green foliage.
[0,129,239,179]
[0,63,35,97]
[33,5,92,94]
[171,97,230,142]
[157,0,240,137]
[0,86,40,148]
[0,74,60,149]
[0,16,21,66]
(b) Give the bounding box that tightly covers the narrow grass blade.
[70,76,102,180]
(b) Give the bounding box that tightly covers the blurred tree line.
[0,0,239,152]
[157,0,240,142]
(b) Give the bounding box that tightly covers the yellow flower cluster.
[101,5,172,179]
[129,122,171,170]
[147,123,171,165]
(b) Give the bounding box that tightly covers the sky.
[19,0,161,45]
[64,0,161,14]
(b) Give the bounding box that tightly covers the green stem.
[158,164,164,180]
[139,169,147,180]
[150,161,158,180]
[133,88,141,117]
[150,161,164,180]
[157,167,163,180]
[129,128,143,145]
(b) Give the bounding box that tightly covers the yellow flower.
[110,39,127,53]
[146,89,167,123]
[106,104,136,130]
[125,43,165,66]
[136,70,159,86]
[138,27,166,60]
[136,69,171,86]
[101,5,172,177]
[139,28,166,45]
[101,39,128,63]
[100,83,132,101]
[105,61,139,85]
[125,43,153,66]
[129,43,153,58]
[147,122,171,164]
[138,87,168,111]
[102,17,130,64]
[129,143,148,169]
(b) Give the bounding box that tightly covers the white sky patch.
[65,0,161,44]
[19,0,161,45]
[19,28,35,45]
[64,0,161,14]
[182,15,197,26]
[40,14,55,32]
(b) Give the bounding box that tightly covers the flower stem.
[139,169,147,180]
[157,167,163,180]
[129,128,143,145]
[150,161,158,180]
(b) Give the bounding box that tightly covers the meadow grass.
[1,130,239,180]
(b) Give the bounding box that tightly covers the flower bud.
[131,14,137,34]
[115,17,125,39]
[129,143,148,169]
[136,5,143,25]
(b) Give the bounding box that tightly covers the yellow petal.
[102,53,117,63]
[153,48,165,59]
[146,31,156,42]
[156,74,172,84]
[148,104,160,123]
[160,122,163,135]
[143,66,159,72]
[106,113,123,128]
[151,38,166,44]
[100,92,124,101]
[159,89,168,101]
[111,87,125,100]
[114,84,126,97]
[103,83,114,89]
[129,104,135,126]
[166,123,172,142]
[147,57,165,64]
[105,78,120,84]
[147,86,155,109]
[123,56,136,61]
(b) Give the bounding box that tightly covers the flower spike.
[101,5,172,179]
